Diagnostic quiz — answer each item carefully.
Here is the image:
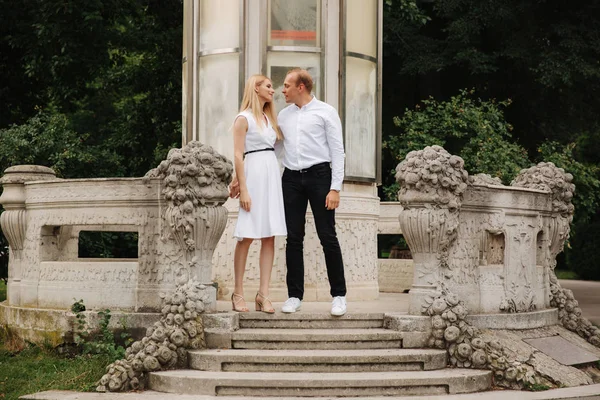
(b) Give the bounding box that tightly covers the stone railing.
[394,146,575,315]
[0,143,233,314]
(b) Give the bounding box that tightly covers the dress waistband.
[244,148,274,157]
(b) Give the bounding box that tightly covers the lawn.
[0,343,110,400]
[555,269,579,280]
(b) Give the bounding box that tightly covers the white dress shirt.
[277,96,345,191]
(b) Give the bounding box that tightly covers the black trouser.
[282,162,346,300]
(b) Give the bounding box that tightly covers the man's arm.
[324,108,345,209]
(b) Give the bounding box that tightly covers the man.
[278,68,347,316]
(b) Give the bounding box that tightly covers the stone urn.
[394,146,468,314]
[145,141,233,286]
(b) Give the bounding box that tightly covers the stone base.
[216,280,379,302]
[0,301,160,346]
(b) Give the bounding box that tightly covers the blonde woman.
[230,75,287,313]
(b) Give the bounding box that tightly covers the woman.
[230,75,287,313]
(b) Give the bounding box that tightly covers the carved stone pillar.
[0,165,57,305]
[145,142,233,310]
[394,146,468,315]
[399,199,460,314]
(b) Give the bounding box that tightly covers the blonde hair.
[239,75,282,140]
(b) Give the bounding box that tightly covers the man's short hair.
[287,68,313,93]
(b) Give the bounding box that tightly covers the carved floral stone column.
[145,142,232,295]
[512,162,575,270]
[394,146,469,314]
[511,162,575,311]
[0,165,57,305]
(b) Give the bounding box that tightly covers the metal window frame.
[340,0,382,184]
[182,0,195,145]
[262,0,325,101]
[190,0,246,143]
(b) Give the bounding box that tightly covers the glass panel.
[346,0,377,58]
[200,0,240,51]
[266,52,321,112]
[345,57,376,179]
[269,0,320,47]
[198,53,239,162]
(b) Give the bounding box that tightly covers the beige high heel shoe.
[231,293,249,312]
[255,292,275,314]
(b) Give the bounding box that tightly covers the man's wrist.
[330,189,340,193]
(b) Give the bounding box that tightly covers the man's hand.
[325,190,340,210]
[229,178,240,198]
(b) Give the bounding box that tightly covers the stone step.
[231,328,404,349]
[188,348,447,372]
[148,369,492,397]
[238,312,384,329]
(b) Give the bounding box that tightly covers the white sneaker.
[281,297,302,313]
[331,296,347,316]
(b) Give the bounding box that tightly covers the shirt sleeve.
[324,108,345,191]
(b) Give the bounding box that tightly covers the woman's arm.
[233,115,251,211]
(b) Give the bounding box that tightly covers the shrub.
[383,89,529,200]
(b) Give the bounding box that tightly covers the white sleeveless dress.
[233,110,287,240]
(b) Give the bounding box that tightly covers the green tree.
[0,1,184,281]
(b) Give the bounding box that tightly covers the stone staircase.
[148,313,492,397]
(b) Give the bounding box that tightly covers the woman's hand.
[229,177,240,198]
[239,189,251,212]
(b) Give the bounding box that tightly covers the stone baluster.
[0,165,57,305]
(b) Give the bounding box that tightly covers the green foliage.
[0,281,6,302]
[0,229,7,284]
[537,141,600,225]
[567,221,600,281]
[384,0,430,26]
[70,299,130,361]
[0,112,120,178]
[0,1,182,178]
[78,231,139,259]
[523,381,551,392]
[383,89,529,200]
[554,270,579,280]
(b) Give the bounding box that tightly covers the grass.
[0,341,111,400]
[555,269,579,280]
[0,323,113,400]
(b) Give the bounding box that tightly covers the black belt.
[288,161,330,174]
[244,148,274,157]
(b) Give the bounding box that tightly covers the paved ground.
[559,280,600,326]
[20,385,600,399]
[216,279,600,324]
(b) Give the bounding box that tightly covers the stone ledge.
[465,308,559,330]
[17,383,600,399]
[0,302,160,346]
